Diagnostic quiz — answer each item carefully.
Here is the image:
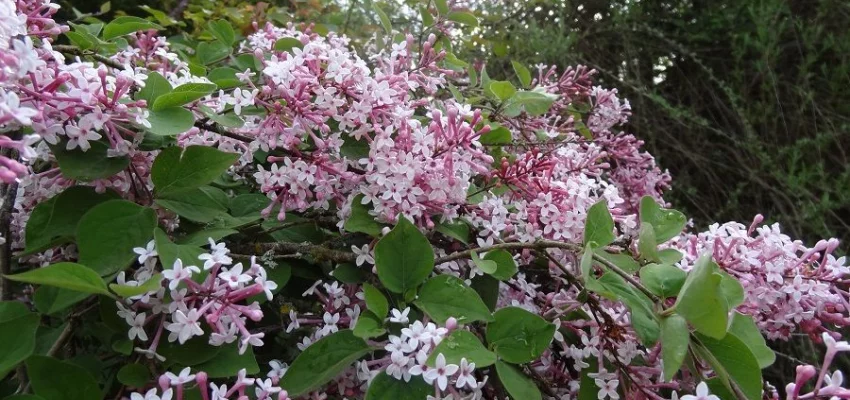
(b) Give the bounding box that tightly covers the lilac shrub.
[0,1,847,400]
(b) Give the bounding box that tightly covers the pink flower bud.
[159,374,171,391]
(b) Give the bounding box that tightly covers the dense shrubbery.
[0,1,848,400]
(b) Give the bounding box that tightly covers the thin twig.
[52,45,125,70]
[47,321,76,357]
[435,240,662,303]
[169,0,189,18]
[195,119,254,143]
[234,242,356,264]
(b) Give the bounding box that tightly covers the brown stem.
[525,364,558,397]
[0,148,19,301]
[47,320,76,357]
[195,119,254,143]
[436,240,662,303]
[52,45,125,70]
[234,242,356,264]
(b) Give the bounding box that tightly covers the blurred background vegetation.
[56,0,850,388]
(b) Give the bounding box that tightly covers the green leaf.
[199,104,244,128]
[353,310,386,339]
[194,342,259,378]
[660,314,689,381]
[65,31,97,50]
[659,248,684,264]
[33,287,88,315]
[155,186,228,223]
[427,330,496,368]
[696,332,763,400]
[158,335,221,366]
[728,312,774,368]
[151,83,217,111]
[340,133,369,160]
[493,41,509,57]
[580,244,597,285]
[363,283,389,319]
[503,90,558,117]
[479,126,512,145]
[116,363,150,388]
[496,360,542,400]
[135,71,171,105]
[373,4,392,34]
[280,330,372,396]
[419,5,434,27]
[595,250,641,274]
[139,5,179,27]
[109,274,163,298]
[483,249,518,281]
[577,363,599,400]
[152,145,239,196]
[486,307,555,363]
[447,11,478,27]
[207,67,240,89]
[675,254,728,339]
[112,338,132,355]
[6,262,109,295]
[331,263,368,284]
[0,302,39,378]
[434,0,449,14]
[176,228,237,246]
[0,301,30,323]
[490,81,517,101]
[154,228,204,272]
[50,141,130,181]
[594,272,660,346]
[470,251,497,274]
[23,186,119,255]
[365,372,431,400]
[374,216,434,294]
[248,262,290,304]
[145,107,196,136]
[435,220,470,244]
[511,61,532,87]
[206,20,235,45]
[639,263,687,298]
[345,194,383,237]
[470,274,499,312]
[196,40,232,65]
[584,200,616,247]
[103,16,162,40]
[27,356,101,400]
[273,37,304,52]
[414,275,494,324]
[639,196,687,243]
[718,270,745,309]
[638,224,659,262]
[76,200,157,276]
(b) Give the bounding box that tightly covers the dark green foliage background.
[466,0,850,247]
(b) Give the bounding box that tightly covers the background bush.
[45,0,850,392]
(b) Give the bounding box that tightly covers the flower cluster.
[118,239,276,359]
[673,215,850,340]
